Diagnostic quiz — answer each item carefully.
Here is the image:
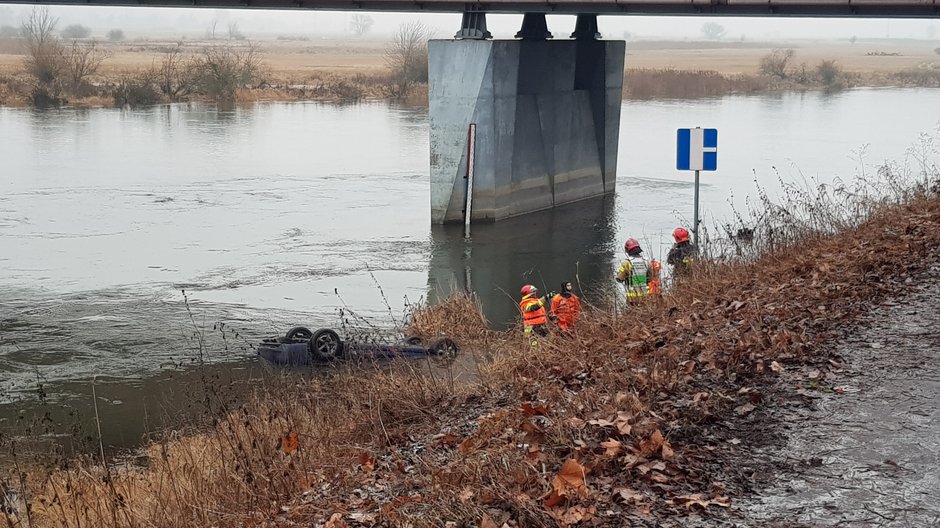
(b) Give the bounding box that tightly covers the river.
[1,88,939,449]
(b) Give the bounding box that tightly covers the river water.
[2,89,939,449]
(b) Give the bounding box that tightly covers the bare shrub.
[62,39,110,95]
[385,21,432,98]
[191,42,264,102]
[106,28,124,42]
[816,59,843,88]
[156,40,196,101]
[112,70,159,106]
[759,48,794,79]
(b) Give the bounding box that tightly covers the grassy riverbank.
[4,144,940,526]
[0,37,938,106]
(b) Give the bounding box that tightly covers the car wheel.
[428,337,458,358]
[285,326,313,342]
[405,335,424,346]
[310,328,343,361]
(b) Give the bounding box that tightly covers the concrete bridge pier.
[429,13,624,224]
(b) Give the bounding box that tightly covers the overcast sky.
[0,3,938,41]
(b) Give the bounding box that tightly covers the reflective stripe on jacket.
[520,296,547,326]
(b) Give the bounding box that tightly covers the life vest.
[520,296,547,326]
[550,293,581,330]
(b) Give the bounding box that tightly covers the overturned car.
[256,326,459,367]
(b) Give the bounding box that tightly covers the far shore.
[0,36,938,107]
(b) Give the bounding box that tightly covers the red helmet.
[624,238,640,253]
[673,227,690,243]
[520,284,537,296]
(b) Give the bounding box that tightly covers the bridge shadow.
[428,194,617,329]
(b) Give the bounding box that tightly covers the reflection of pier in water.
[428,195,617,328]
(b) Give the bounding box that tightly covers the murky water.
[2,89,940,449]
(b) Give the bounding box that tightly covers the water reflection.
[428,195,617,328]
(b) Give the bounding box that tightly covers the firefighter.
[550,281,582,332]
[519,284,548,337]
[615,238,654,300]
[667,227,696,277]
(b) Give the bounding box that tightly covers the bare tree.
[350,14,374,37]
[60,24,91,39]
[700,22,726,40]
[107,29,125,42]
[206,17,220,40]
[227,21,245,41]
[385,21,433,97]
[21,7,65,103]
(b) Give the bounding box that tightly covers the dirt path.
[748,265,940,527]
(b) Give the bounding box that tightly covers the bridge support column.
[429,34,625,224]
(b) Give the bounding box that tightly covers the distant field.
[0,36,937,78]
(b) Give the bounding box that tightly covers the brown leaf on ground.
[734,403,756,416]
[588,418,615,428]
[670,493,732,509]
[279,432,299,454]
[614,487,644,503]
[550,505,597,526]
[545,458,590,507]
[614,411,633,436]
[661,439,675,459]
[521,402,551,416]
[639,429,666,457]
[324,513,348,528]
[600,439,623,457]
[770,360,785,372]
[358,451,375,472]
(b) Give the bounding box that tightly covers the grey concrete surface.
[429,38,625,224]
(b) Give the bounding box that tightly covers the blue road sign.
[677,128,718,171]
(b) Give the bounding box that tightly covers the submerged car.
[256,326,459,367]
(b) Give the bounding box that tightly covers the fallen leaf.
[614,487,643,503]
[279,432,299,454]
[770,361,784,372]
[614,411,633,436]
[600,439,623,457]
[324,513,348,528]
[521,402,551,416]
[638,429,665,458]
[588,418,615,428]
[545,458,590,507]
[661,440,674,459]
[458,488,474,503]
[358,451,375,472]
[692,391,710,402]
[734,403,756,416]
[671,494,732,509]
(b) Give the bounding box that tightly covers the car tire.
[428,337,458,358]
[405,335,424,346]
[310,328,343,361]
[285,326,313,342]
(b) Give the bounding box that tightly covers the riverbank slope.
[6,160,940,526]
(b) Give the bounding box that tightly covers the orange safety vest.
[520,296,547,326]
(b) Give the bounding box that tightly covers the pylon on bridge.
[429,12,623,224]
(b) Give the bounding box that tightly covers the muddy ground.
[743,264,940,527]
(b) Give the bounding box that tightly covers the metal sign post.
[676,127,718,248]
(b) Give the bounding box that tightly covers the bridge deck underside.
[0,0,937,17]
